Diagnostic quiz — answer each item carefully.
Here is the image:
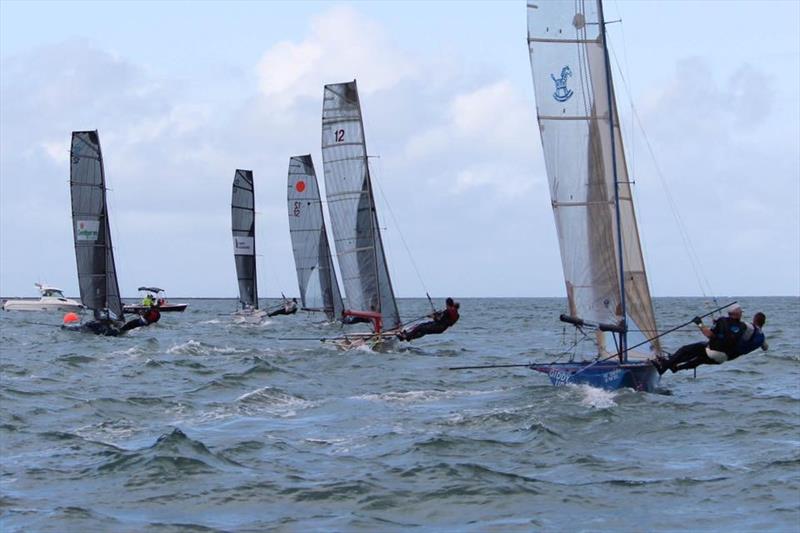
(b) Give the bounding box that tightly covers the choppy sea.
[1,297,798,531]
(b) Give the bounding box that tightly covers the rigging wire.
[368,156,432,299]
[606,35,718,308]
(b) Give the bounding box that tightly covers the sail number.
[292,201,301,217]
[335,129,345,142]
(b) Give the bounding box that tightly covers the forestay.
[231,169,259,309]
[287,155,344,321]
[527,0,659,354]
[70,130,124,319]
[321,80,401,331]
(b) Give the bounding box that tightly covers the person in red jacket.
[398,298,460,341]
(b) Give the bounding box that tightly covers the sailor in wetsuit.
[397,297,460,341]
[268,298,298,317]
[120,302,161,332]
[654,306,766,374]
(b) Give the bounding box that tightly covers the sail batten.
[321,80,401,331]
[287,155,344,321]
[69,130,123,319]
[231,169,258,309]
[527,0,660,355]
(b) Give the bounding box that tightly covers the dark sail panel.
[69,130,123,319]
[232,169,258,309]
[321,80,401,331]
[287,155,344,320]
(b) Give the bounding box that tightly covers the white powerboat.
[2,283,84,312]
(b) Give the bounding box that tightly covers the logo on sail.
[295,180,306,193]
[233,236,254,256]
[551,66,573,102]
[76,220,100,241]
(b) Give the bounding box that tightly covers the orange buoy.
[63,312,79,325]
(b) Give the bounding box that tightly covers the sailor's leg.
[402,321,433,341]
[665,342,707,372]
[402,321,448,341]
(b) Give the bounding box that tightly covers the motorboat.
[2,283,84,312]
[123,287,188,313]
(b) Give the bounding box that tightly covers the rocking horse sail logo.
[551,66,573,102]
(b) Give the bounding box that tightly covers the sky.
[1,0,798,299]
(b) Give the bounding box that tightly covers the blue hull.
[531,361,659,393]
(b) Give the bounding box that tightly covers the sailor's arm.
[692,316,713,338]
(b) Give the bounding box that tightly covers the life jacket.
[143,308,161,324]
[437,307,459,327]
[708,317,747,357]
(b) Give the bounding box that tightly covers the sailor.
[141,303,161,325]
[142,293,154,307]
[268,298,299,317]
[397,297,460,341]
[736,312,768,355]
[654,305,763,374]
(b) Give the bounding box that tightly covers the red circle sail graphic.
[295,180,306,193]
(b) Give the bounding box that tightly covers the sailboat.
[231,169,265,319]
[525,1,662,391]
[65,130,150,336]
[320,80,402,347]
[287,155,345,321]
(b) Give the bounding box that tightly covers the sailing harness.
[707,316,748,360]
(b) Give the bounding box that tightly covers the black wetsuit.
[657,317,747,374]
[268,304,298,317]
[402,307,459,341]
[120,307,161,332]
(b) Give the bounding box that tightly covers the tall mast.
[598,0,628,360]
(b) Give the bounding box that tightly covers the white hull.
[233,309,268,324]
[3,297,84,312]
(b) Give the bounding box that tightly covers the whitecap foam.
[109,345,149,358]
[166,340,250,356]
[235,386,314,417]
[356,388,498,404]
[574,384,618,408]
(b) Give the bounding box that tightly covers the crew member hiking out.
[397,297,460,341]
[268,298,298,317]
[653,305,766,375]
[121,302,161,332]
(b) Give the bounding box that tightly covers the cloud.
[1,7,796,299]
[400,80,542,198]
[629,57,799,295]
[256,5,417,108]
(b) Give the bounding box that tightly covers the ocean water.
[1,297,798,531]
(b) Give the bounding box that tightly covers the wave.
[166,340,253,357]
[96,428,244,483]
[235,386,314,417]
[56,354,96,365]
[355,388,496,404]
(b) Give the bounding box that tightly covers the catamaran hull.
[530,361,659,393]
[123,304,187,313]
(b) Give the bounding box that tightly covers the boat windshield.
[42,289,65,298]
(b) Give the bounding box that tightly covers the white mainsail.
[321,80,401,331]
[287,155,344,321]
[70,130,124,320]
[526,0,659,355]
